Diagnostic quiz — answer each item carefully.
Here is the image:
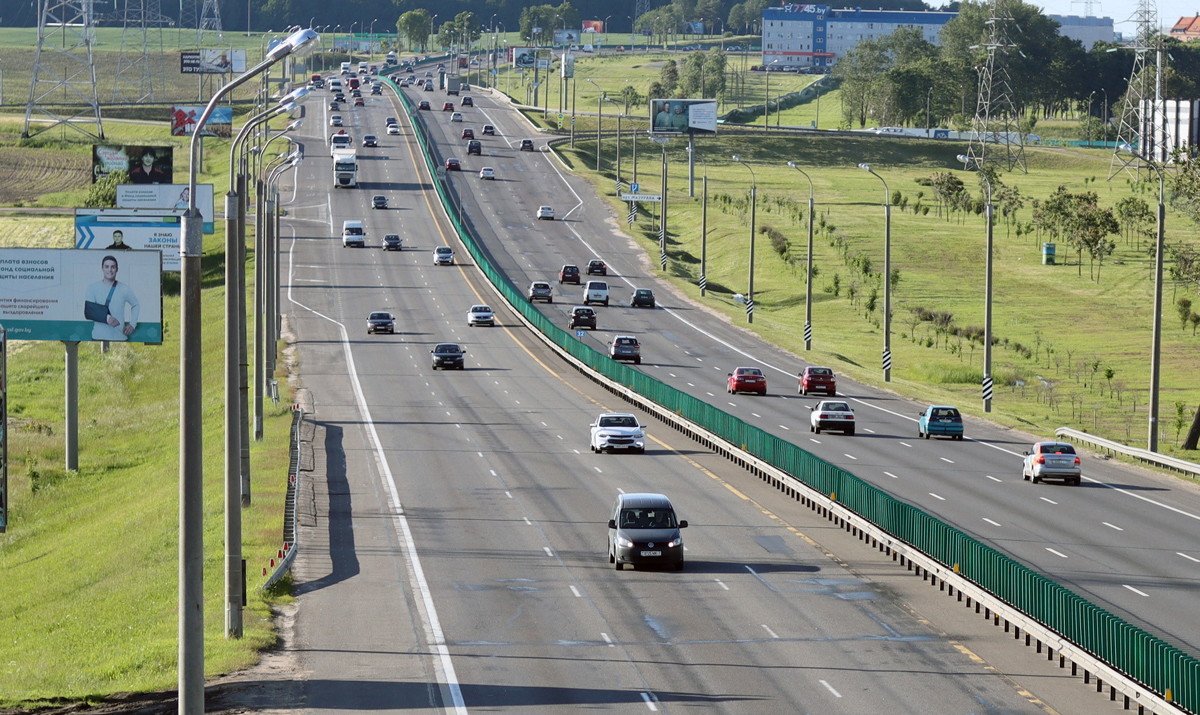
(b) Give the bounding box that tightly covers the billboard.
[1,323,6,532]
[650,99,719,134]
[582,20,604,33]
[171,105,234,138]
[554,29,580,46]
[117,184,215,234]
[180,49,247,74]
[0,249,164,344]
[684,21,706,34]
[560,54,575,78]
[92,145,174,184]
[75,209,183,272]
[512,47,536,68]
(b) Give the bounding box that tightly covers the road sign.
[575,330,586,339]
[630,182,639,192]
[557,113,564,121]
[620,193,662,203]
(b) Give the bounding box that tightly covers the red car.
[727,367,767,395]
[442,102,454,111]
[461,128,475,139]
[798,366,836,396]
[445,157,461,171]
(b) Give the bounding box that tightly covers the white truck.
[332,151,358,188]
[340,61,352,75]
[329,131,353,156]
[442,74,461,95]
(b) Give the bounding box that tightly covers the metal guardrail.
[263,406,304,590]
[1056,427,1200,479]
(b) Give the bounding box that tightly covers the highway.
[256,68,1171,712]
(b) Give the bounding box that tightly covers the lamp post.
[181,27,318,712]
[605,96,622,188]
[957,154,995,411]
[787,161,815,349]
[858,162,892,381]
[587,78,603,170]
[926,86,933,137]
[733,155,757,323]
[1120,144,1167,451]
[651,136,670,271]
[763,58,778,130]
[348,21,357,63]
[430,14,438,53]
[604,15,612,47]
[691,146,709,295]
[369,19,377,62]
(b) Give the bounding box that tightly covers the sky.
[1029,0,1198,36]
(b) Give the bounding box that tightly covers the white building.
[761,4,1114,71]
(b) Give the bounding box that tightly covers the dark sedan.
[431,343,466,370]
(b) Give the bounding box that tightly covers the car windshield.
[1041,443,1076,454]
[636,290,651,297]
[436,247,452,254]
[933,408,960,419]
[616,338,637,346]
[369,313,390,320]
[471,306,491,313]
[619,508,677,529]
[435,344,460,353]
[738,368,763,377]
[600,415,637,428]
[823,402,851,412]
[809,368,833,376]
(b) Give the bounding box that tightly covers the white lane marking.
[1179,552,1200,563]
[939,457,954,463]
[929,493,946,501]
[543,547,554,557]
[1040,497,1058,505]
[640,692,659,711]
[285,230,467,714]
[780,425,790,430]
[897,441,913,447]
[505,491,513,499]
[883,471,900,479]
[1046,548,1069,558]
[986,475,1002,482]
[820,680,843,698]
[594,466,602,473]
[570,585,582,598]
[1103,522,1124,531]
[1124,585,1151,597]
[601,632,614,646]
[715,579,730,591]
[523,517,532,525]
[490,469,498,477]
[751,412,762,418]
[983,518,1002,526]
[843,454,857,460]
[762,624,780,639]
[535,146,585,219]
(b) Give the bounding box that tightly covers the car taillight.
[1036,456,1046,464]
[1074,457,1080,465]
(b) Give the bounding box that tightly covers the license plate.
[640,550,661,557]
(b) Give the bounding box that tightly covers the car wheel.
[547,298,552,303]
[634,358,641,364]
[675,561,684,572]
[603,298,609,306]
[1072,477,1081,486]
[813,426,821,434]
[846,427,855,436]
[614,560,623,570]
[609,549,615,563]
[1023,471,1030,481]
[1032,474,1042,484]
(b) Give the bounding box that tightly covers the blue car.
[918,405,964,440]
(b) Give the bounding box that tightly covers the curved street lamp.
[733,155,757,323]
[787,161,816,349]
[430,14,438,53]
[957,154,995,411]
[857,162,892,381]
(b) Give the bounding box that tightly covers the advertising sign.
[560,54,575,78]
[75,209,183,272]
[92,145,174,183]
[1,323,7,532]
[171,105,234,138]
[512,46,536,68]
[684,21,706,34]
[117,184,215,234]
[0,249,164,344]
[649,98,719,134]
[554,29,580,46]
[582,20,604,33]
[180,49,247,74]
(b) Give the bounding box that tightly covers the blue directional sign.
[630,182,639,193]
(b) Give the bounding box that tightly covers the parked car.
[587,259,607,275]
[630,288,655,308]
[478,166,495,180]
[536,205,554,220]
[433,246,455,265]
[558,264,580,284]
[482,124,496,136]
[362,134,378,147]
[809,400,855,435]
[444,158,461,170]
[727,367,766,395]
[366,311,395,334]
[371,195,388,209]
[467,304,495,327]
[382,234,403,251]
[590,413,646,454]
[430,342,466,370]
[568,306,597,330]
[520,138,535,151]
[1022,442,1082,485]
[528,281,553,303]
[608,335,641,364]
[798,366,836,396]
[607,492,687,570]
[918,405,964,440]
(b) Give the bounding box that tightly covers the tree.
[84,171,129,208]
[397,9,432,52]
[660,59,679,96]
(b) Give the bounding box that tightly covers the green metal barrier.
[384,75,1199,713]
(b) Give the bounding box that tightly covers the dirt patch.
[0,147,90,204]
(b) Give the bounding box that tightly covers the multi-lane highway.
[255,67,1193,711]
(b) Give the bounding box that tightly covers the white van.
[328,77,343,92]
[358,61,369,74]
[584,280,609,306]
[340,62,352,75]
[341,220,365,248]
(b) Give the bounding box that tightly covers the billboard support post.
[688,133,695,198]
[64,341,79,471]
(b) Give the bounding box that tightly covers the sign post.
[0,324,7,532]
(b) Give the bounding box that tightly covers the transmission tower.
[966,0,1026,173]
[1110,0,1165,177]
[112,0,171,104]
[634,0,651,26]
[178,0,198,44]
[199,0,222,35]
[23,0,104,139]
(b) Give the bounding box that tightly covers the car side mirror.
[678,520,688,528]
[589,423,597,428]
[1022,451,1030,456]
[727,373,733,377]
[607,519,617,529]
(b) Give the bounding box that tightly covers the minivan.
[584,280,609,306]
[341,220,365,248]
[608,492,687,571]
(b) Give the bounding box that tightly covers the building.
[1170,15,1200,41]
[761,4,1114,71]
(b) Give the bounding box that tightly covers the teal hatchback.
[918,405,964,440]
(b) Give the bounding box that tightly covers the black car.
[367,311,395,334]
[630,288,656,308]
[558,264,580,284]
[461,96,474,106]
[520,138,535,151]
[370,85,383,95]
[372,195,388,209]
[608,493,687,571]
[382,233,403,251]
[587,259,607,276]
[328,101,340,110]
[431,342,466,370]
[385,116,397,125]
[467,140,482,156]
[362,135,378,147]
[568,306,597,330]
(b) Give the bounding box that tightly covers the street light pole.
[181,27,318,712]
[958,154,994,412]
[858,163,892,381]
[733,155,757,323]
[700,152,709,296]
[787,161,815,349]
[651,136,670,271]
[587,78,603,171]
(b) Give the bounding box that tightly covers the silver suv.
[608,335,641,364]
[528,281,553,303]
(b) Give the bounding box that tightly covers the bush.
[83,170,129,208]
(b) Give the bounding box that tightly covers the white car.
[589,413,646,454]
[478,166,495,180]
[467,304,495,326]
[809,400,856,436]
[536,205,554,220]
[450,112,463,122]
[433,246,455,265]
[386,124,401,135]
[329,114,343,127]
